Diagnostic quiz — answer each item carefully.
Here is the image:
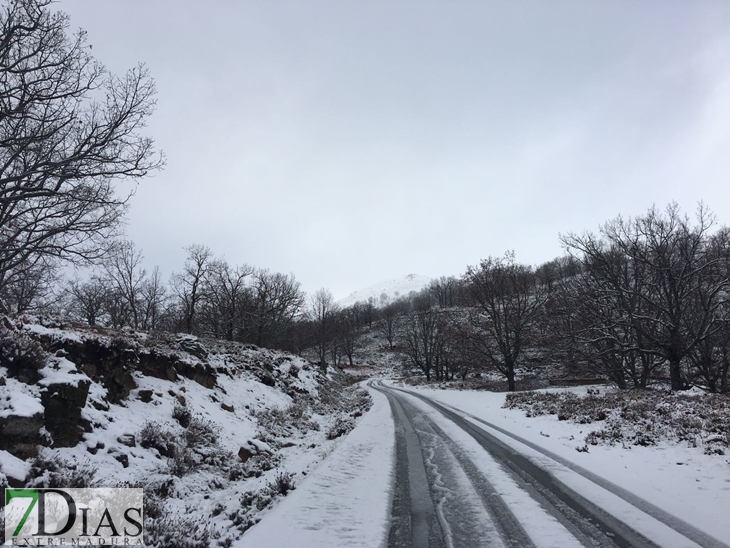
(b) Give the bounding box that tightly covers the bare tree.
[67,274,108,326]
[103,240,146,329]
[401,304,441,381]
[429,276,460,308]
[0,257,57,313]
[203,260,252,341]
[0,0,163,299]
[309,288,339,369]
[551,252,661,388]
[245,269,305,348]
[377,299,408,349]
[171,244,213,334]
[337,313,359,367]
[563,204,730,391]
[139,266,167,330]
[463,252,548,391]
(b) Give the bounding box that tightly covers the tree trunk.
[506,363,516,391]
[669,357,684,391]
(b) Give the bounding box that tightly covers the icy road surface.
[238,382,730,548]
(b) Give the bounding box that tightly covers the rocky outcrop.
[177,336,208,360]
[0,412,44,459]
[41,336,138,403]
[41,380,91,447]
[137,349,216,389]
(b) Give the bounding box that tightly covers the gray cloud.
[57,0,730,298]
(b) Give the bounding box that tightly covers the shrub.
[26,454,97,488]
[326,416,355,440]
[139,421,178,458]
[144,514,212,548]
[505,389,730,453]
[185,416,219,449]
[172,404,192,428]
[168,447,198,477]
[0,331,47,380]
[265,469,295,497]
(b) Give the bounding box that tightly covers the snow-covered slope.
[338,274,432,309]
[0,316,371,548]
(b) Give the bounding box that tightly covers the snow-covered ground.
[242,380,730,546]
[236,385,394,548]
[394,382,730,544]
[0,317,372,547]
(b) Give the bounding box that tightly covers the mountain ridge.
[337,274,432,309]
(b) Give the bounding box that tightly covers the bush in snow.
[25,453,97,488]
[184,415,219,449]
[139,421,178,458]
[254,401,319,442]
[172,403,192,427]
[264,469,295,496]
[326,416,355,440]
[144,513,212,548]
[0,329,47,380]
[505,389,730,453]
[167,447,198,477]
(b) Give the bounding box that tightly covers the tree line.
[383,204,730,393]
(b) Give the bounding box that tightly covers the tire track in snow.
[422,444,456,548]
[384,389,446,548]
[390,384,724,548]
[400,397,532,548]
[378,383,532,548]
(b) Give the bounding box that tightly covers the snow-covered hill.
[0,315,371,547]
[337,274,432,309]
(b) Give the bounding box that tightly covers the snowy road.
[373,382,730,548]
[238,381,730,548]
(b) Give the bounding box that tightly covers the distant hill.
[337,274,432,309]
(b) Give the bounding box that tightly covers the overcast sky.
[56,0,730,299]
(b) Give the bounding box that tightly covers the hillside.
[337,274,432,309]
[0,315,370,547]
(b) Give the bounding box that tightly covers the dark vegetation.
[378,203,730,394]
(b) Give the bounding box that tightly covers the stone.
[41,380,91,448]
[238,446,255,463]
[91,399,110,412]
[221,403,234,413]
[177,337,208,360]
[0,413,44,459]
[137,390,153,403]
[117,434,136,447]
[113,452,129,468]
[259,374,276,387]
[106,366,137,403]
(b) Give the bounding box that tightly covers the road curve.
[370,381,729,548]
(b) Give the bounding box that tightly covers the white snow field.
[235,385,395,548]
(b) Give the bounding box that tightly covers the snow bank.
[237,384,395,548]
